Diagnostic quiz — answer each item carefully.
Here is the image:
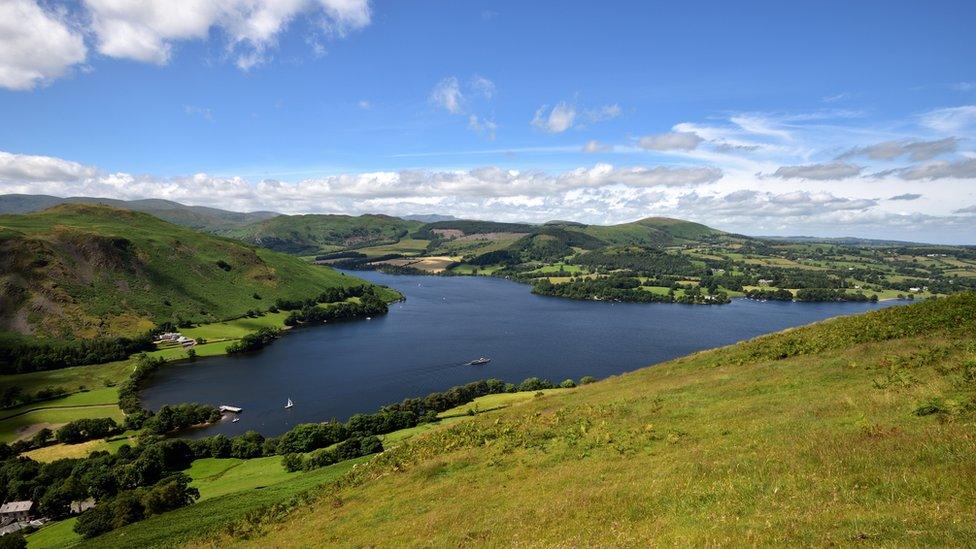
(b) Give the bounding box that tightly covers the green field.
[207,294,976,547]
[436,388,569,418]
[188,456,296,501]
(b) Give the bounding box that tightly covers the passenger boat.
[467,357,491,366]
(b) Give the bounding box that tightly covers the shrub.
[579,376,597,385]
[282,453,303,472]
[559,379,576,388]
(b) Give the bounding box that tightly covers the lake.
[142,272,895,437]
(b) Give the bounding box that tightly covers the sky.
[0,1,975,243]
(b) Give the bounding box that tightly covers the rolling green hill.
[224,213,423,254]
[0,194,279,232]
[579,216,732,246]
[176,293,974,546]
[0,205,369,340]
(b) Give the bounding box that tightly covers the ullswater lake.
[142,272,895,437]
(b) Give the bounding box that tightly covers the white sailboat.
[285,398,294,409]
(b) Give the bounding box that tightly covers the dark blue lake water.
[142,272,895,437]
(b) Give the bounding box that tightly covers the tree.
[579,376,597,385]
[0,534,27,549]
[31,427,52,447]
[141,473,199,515]
[282,453,303,472]
[559,379,576,388]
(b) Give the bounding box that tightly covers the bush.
[282,453,303,472]
[518,377,554,391]
[579,376,597,385]
[559,379,576,388]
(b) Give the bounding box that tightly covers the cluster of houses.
[155,331,197,348]
[0,499,95,537]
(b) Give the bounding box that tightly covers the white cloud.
[584,104,622,123]
[771,161,863,180]
[730,114,793,140]
[0,151,98,182]
[470,75,495,99]
[919,105,976,132]
[357,99,371,110]
[0,0,371,87]
[0,0,87,90]
[889,193,922,201]
[638,131,703,151]
[839,137,957,161]
[429,77,463,114]
[532,102,577,133]
[467,115,497,140]
[582,140,611,153]
[953,204,976,214]
[883,158,976,180]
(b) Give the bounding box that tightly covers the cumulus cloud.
[839,137,958,162]
[84,0,372,68]
[888,193,922,201]
[920,105,976,132]
[0,0,87,90]
[0,0,371,88]
[637,131,703,152]
[953,205,976,214]
[771,161,863,180]
[676,189,876,219]
[0,151,98,182]
[532,102,577,133]
[0,149,720,212]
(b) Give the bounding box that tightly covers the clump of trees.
[225,327,280,354]
[286,435,384,472]
[283,289,388,327]
[532,277,730,305]
[745,288,795,301]
[142,403,221,435]
[56,418,121,444]
[795,288,877,303]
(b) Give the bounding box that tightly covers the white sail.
[285,398,294,408]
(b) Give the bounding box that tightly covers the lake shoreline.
[141,271,897,439]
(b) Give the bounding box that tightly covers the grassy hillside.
[0,194,279,232]
[580,216,730,246]
[0,204,369,340]
[225,214,423,254]
[198,294,976,546]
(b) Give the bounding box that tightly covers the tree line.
[0,333,155,375]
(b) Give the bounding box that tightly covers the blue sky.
[0,1,974,242]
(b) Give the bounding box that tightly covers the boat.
[466,357,491,366]
[231,418,240,423]
[285,398,294,409]
[219,405,243,413]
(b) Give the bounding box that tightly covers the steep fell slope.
[0,205,368,340]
